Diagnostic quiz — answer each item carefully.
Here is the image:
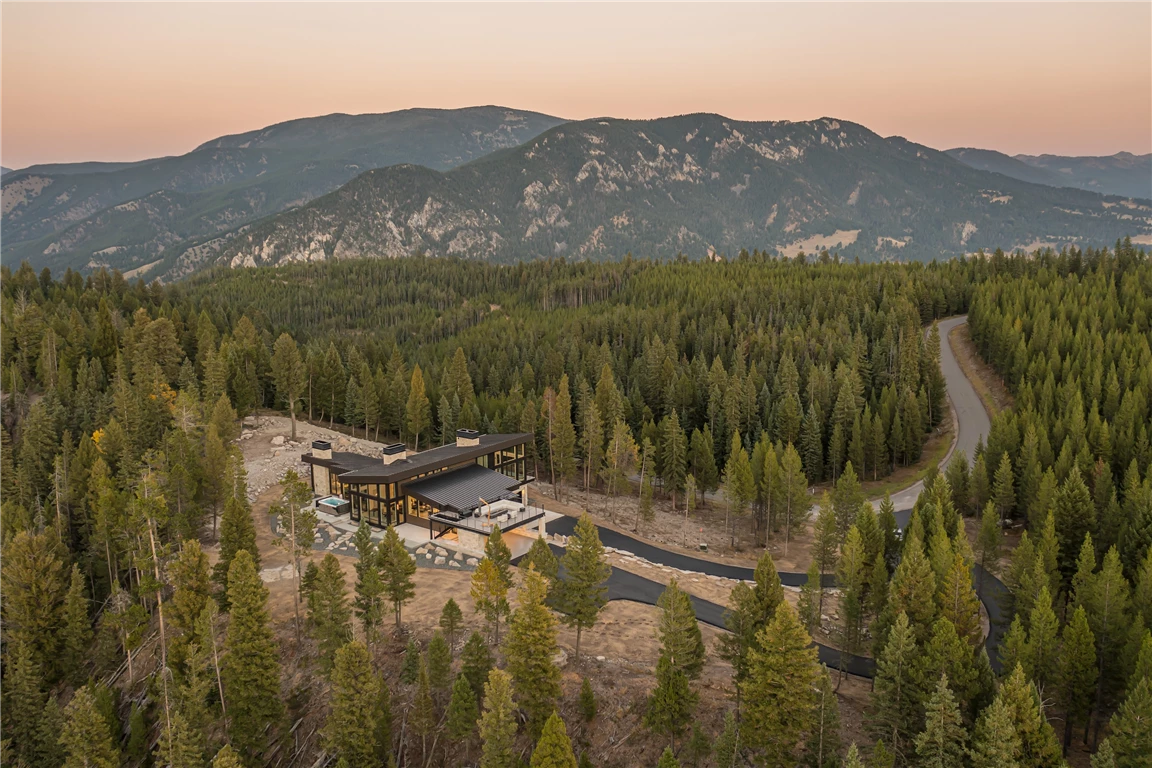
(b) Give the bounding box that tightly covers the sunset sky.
[3,2,1150,169]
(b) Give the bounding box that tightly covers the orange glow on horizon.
[2,2,1149,169]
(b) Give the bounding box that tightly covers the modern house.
[302,429,545,551]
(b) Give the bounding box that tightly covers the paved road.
[540,316,1006,677]
[877,315,991,517]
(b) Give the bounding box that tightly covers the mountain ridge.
[217,113,1152,269]
[1,106,566,276]
[947,147,1151,198]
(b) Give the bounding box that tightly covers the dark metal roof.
[301,451,380,472]
[327,433,530,484]
[403,464,522,513]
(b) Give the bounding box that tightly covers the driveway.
[539,316,1007,676]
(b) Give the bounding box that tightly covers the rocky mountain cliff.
[1,107,564,277]
[219,114,1152,267]
[948,148,1151,199]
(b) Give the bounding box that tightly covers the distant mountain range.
[219,114,1151,267]
[1,107,563,278]
[947,148,1151,199]
[3,108,1149,278]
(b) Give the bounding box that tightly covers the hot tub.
[316,496,350,516]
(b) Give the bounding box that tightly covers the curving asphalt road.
[875,315,991,519]
[538,316,1007,678]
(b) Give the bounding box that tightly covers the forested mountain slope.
[948,147,1152,199]
[0,107,563,278]
[219,114,1152,267]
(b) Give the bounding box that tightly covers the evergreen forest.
[1,239,1150,768]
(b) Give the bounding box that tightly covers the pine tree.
[324,644,382,768]
[646,654,697,751]
[993,452,1016,524]
[461,631,494,702]
[35,694,66,768]
[1108,676,1152,766]
[530,711,578,768]
[446,674,480,743]
[656,747,681,768]
[741,601,819,767]
[522,536,559,591]
[812,492,839,614]
[505,566,561,737]
[428,630,452,692]
[1057,605,1097,752]
[805,666,842,768]
[868,612,927,765]
[309,553,352,671]
[914,674,967,768]
[798,560,822,633]
[60,687,119,768]
[1092,740,1117,768]
[171,538,212,642]
[221,550,284,762]
[0,530,68,675]
[479,669,517,768]
[833,462,864,538]
[485,525,514,587]
[439,598,464,652]
[1023,585,1059,691]
[923,618,978,715]
[471,556,511,644]
[59,564,92,685]
[410,654,437,762]
[406,365,431,450]
[712,711,741,768]
[400,637,420,685]
[579,676,597,722]
[155,706,204,768]
[213,494,259,609]
[843,744,865,768]
[4,642,47,767]
[656,579,706,679]
[976,502,1002,590]
[1055,466,1097,581]
[837,526,867,682]
[887,535,937,641]
[1088,547,1132,744]
[779,443,810,556]
[352,521,385,648]
[683,723,712,768]
[551,375,578,501]
[270,333,306,441]
[660,410,688,509]
[556,514,611,659]
[689,426,719,500]
[722,431,755,547]
[211,746,244,768]
[997,664,1063,768]
[379,525,416,628]
[968,697,1021,768]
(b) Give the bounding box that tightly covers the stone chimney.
[456,429,480,448]
[382,443,408,465]
[311,440,332,460]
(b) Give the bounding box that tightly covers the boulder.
[435,547,448,557]
[466,557,479,566]
[434,556,446,565]
[449,560,461,568]
[271,435,285,446]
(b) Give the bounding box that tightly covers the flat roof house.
[302,429,543,551]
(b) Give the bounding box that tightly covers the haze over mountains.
[3,107,1150,279]
[946,148,1151,199]
[1,107,563,277]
